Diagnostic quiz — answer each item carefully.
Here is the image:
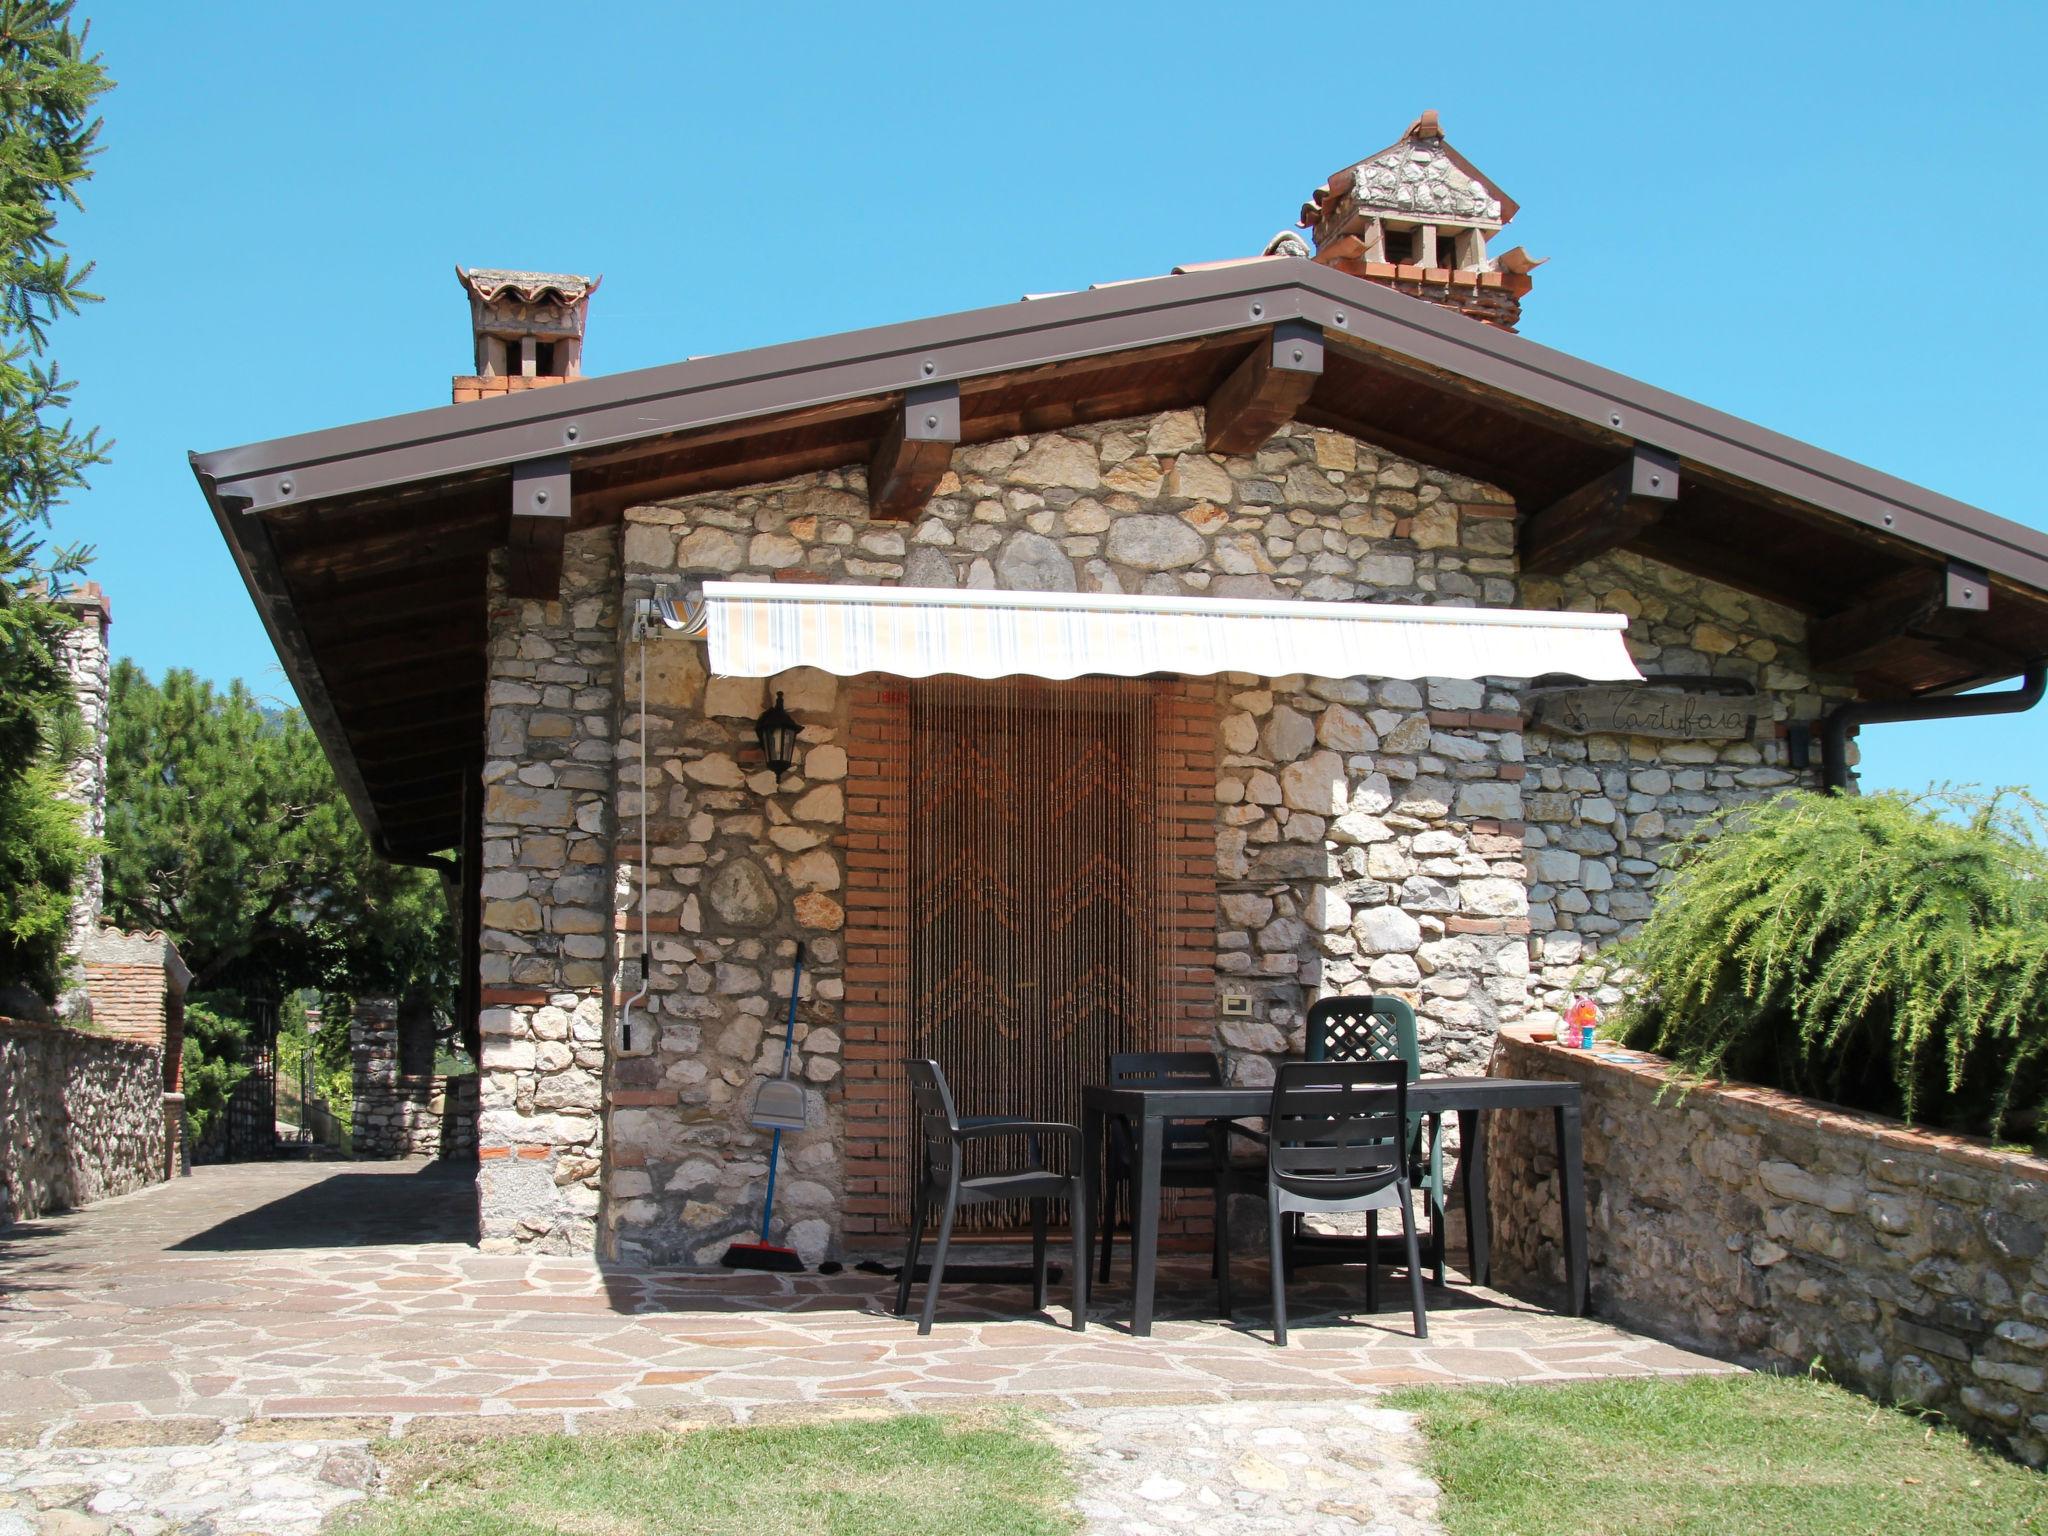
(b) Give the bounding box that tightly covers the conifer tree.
[0,2,109,996]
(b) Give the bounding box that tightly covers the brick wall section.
[839,682,911,1242]
[78,929,189,1090]
[1487,1028,2048,1467]
[0,1016,165,1224]
[81,962,168,1047]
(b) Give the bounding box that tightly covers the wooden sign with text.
[1527,684,1760,740]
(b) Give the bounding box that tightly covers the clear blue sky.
[49,0,2048,796]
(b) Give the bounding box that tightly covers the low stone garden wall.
[1486,1025,2048,1464]
[0,1016,167,1224]
[353,1073,480,1160]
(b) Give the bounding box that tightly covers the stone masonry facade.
[470,407,1850,1263]
[1521,552,1851,1018]
[1487,1028,2048,1466]
[475,534,620,1253]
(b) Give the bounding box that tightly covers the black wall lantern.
[755,691,800,782]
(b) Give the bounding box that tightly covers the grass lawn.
[1392,1372,2048,1536]
[340,1412,1077,1536]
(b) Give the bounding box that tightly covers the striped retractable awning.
[695,581,1641,684]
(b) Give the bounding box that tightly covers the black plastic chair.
[1302,994,1447,1285]
[1096,1051,1263,1317]
[893,1059,1089,1336]
[1265,1059,1427,1345]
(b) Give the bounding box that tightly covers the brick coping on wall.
[1492,1023,2048,1183]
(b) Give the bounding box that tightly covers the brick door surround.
[838,676,1217,1244]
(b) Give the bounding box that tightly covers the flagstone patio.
[0,1158,1728,1445]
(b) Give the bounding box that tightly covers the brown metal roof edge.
[190,259,2048,600]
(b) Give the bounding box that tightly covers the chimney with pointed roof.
[1299,111,1541,331]
[451,267,600,403]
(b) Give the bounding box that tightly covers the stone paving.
[0,1158,1731,1531]
[1054,1399,1442,1536]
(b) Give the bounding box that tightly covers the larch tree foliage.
[103,662,456,1031]
[0,2,109,999]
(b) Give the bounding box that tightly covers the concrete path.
[0,1158,1730,1533]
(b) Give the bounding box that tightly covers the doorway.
[879,678,1172,1229]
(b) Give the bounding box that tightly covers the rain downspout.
[1820,661,2047,792]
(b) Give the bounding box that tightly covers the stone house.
[193,114,2048,1263]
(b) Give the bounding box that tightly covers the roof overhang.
[191,259,2048,857]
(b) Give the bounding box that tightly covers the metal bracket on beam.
[508,455,571,599]
[869,381,960,520]
[1520,445,1680,576]
[1204,321,1324,455]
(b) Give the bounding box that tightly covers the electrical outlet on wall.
[1221,994,1254,1018]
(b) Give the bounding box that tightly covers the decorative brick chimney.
[451,267,600,403]
[1299,111,1542,331]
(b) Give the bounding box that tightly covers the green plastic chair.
[1301,994,1447,1285]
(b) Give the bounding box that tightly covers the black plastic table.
[1080,1076,1586,1337]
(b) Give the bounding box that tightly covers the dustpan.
[749,943,808,1132]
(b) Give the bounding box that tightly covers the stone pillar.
[474,529,619,1252]
[53,583,111,961]
[349,995,401,1155]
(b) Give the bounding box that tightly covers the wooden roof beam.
[1521,446,1680,576]
[869,382,959,521]
[1205,322,1323,455]
[507,456,570,599]
[1810,561,1991,674]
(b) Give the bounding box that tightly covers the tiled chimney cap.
[1299,110,1520,235]
[455,267,601,305]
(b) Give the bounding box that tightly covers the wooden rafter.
[869,382,960,520]
[1204,323,1323,455]
[1520,447,1680,576]
[1809,562,1991,674]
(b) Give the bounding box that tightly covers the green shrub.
[0,755,85,997]
[179,1001,251,1152]
[1611,788,2048,1140]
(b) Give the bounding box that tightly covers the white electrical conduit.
[618,626,652,1053]
[619,586,701,1054]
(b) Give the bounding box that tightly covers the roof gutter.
[1820,662,2048,792]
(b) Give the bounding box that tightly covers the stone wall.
[0,1017,166,1225]
[1518,552,1852,1019]
[349,996,480,1159]
[1486,1027,2048,1465]
[475,533,620,1252]
[598,412,1543,1264]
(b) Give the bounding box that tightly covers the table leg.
[1554,1102,1588,1316]
[1081,1102,1103,1294]
[1130,1111,1165,1338]
[1458,1109,1490,1287]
